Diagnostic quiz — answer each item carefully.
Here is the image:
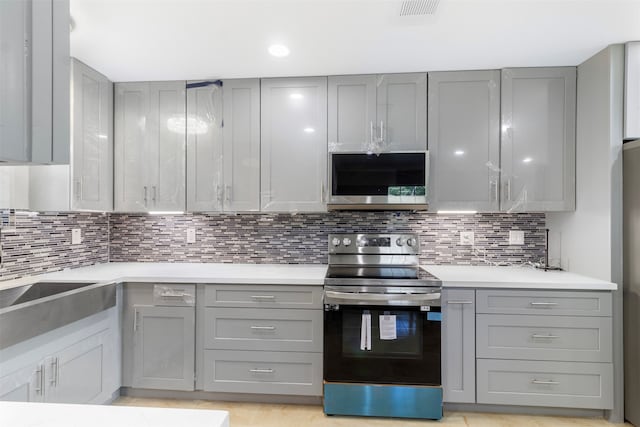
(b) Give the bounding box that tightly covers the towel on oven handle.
[360,312,371,351]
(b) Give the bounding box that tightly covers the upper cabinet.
[501,67,576,212]
[70,59,113,211]
[186,79,260,212]
[0,0,70,165]
[428,70,501,212]
[328,73,427,153]
[261,77,328,212]
[115,81,186,212]
[625,42,640,140]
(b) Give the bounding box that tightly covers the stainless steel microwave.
[327,152,429,210]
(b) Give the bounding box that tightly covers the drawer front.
[204,285,323,309]
[477,315,612,362]
[476,290,612,316]
[152,284,196,307]
[202,350,322,396]
[477,359,613,409]
[203,308,323,352]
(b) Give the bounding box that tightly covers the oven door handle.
[324,290,441,307]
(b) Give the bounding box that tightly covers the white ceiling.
[70,0,640,82]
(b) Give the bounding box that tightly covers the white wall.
[547,44,625,422]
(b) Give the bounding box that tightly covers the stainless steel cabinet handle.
[133,309,139,332]
[225,185,232,203]
[152,186,157,204]
[447,300,473,305]
[54,357,59,387]
[249,368,274,374]
[531,334,560,339]
[506,179,512,201]
[216,185,223,203]
[379,120,384,141]
[250,326,276,331]
[143,186,148,206]
[74,179,81,200]
[370,121,374,144]
[35,366,43,394]
[321,182,325,202]
[49,358,57,386]
[251,295,276,300]
[491,180,499,202]
[530,302,558,307]
[531,379,560,385]
[159,291,190,298]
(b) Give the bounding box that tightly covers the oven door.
[323,296,441,386]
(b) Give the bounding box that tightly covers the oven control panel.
[328,233,420,255]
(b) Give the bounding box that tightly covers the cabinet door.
[377,73,427,151]
[30,0,53,164]
[147,81,186,211]
[328,75,377,152]
[46,329,111,404]
[428,71,501,211]
[133,305,195,391]
[51,0,70,164]
[0,0,29,162]
[261,77,327,212]
[114,82,149,212]
[0,166,30,209]
[186,81,223,212]
[0,362,44,402]
[71,59,113,211]
[625,42,640,140]
[223,79,260,212]
[442,289,475,403]
[501,67,576,212]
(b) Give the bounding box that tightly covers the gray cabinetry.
[198,284,323,396]
[442,289,476,403]
[115,81,186,212]
[122,283,195,391]
[71,59,113,211]
[328,73,427,153]
[0,0,69,165]
[500,67,576,211]
[186,79,260,212]
[625,42,640,140]
[428,70,501,211]
[475,289,614,410]
[260,77,327,212]
[0,362,43,402]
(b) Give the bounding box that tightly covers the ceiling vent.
[399,0,440,16]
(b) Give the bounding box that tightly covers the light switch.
[71,228,82,245]
[509,230,525,245]
[459,231,474,246]
[186,228,196,244]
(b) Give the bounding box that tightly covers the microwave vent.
[399,0,440,16]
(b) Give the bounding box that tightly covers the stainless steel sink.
[0,281,116,350]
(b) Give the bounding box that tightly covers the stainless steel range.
[322,233,443,420]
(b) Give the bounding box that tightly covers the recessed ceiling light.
[454,150,465,156]
[289,93,303,100]
[268,44,290,58]
[304,127,315,133]
[523,157,533,163]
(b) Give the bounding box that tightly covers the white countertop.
[0,401,229,427]
[0,262,328,290]
[422,264,617,290]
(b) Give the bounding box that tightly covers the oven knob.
[407,238,417,247]
[396,237,406,246]
[342,237,352,246]
[332,237,341,247]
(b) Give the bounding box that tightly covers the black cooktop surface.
[326,266,440,282]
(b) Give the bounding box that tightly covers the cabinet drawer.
[202,350,322,396]
[152,284,195,307]
[203,308,322,352]
[477,359,613,409]
[204,285,322,309]
[477,315,612,362]
[476,290,612,316]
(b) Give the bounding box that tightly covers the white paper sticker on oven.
[379,315,397,340]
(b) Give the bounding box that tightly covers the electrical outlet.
[459,231,475,246]
[186,228,196,244]
[509,230,525,245]
[71,228,82,245]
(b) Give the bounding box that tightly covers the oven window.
[324,305,441,386]
[331,153,425,196]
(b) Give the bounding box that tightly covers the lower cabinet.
[0,310,119,405]
[198,284,324,396]
[441,289,476,403]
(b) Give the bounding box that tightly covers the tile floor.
[114,397,632,427]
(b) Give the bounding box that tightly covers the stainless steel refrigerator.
[624,140,640,426]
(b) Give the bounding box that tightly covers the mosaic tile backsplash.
[0,212,109,281]
[109,212,546,266]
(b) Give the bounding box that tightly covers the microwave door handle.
[324,290,440,306]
